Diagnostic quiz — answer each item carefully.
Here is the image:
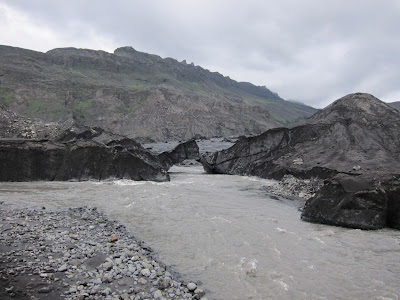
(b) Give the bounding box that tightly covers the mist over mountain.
[389,101,400,111]
[0,45,316,141]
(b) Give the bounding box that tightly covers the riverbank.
[0,203,207,300]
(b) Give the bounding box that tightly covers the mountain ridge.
[0,44,316,141]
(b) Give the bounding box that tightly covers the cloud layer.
[1,0,400,107]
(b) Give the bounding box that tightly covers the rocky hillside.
[0,105,73,139]
[201,93,400,178]
[200,93,400,229]
[0,45,316,141]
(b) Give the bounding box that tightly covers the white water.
[1,165,400,300]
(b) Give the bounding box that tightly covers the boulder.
[301,174,400,230]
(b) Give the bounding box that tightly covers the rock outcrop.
[0,123,200,182]
[301,173,400,230]
[200,93,400,229]
[0,139,169,182]
[56,126,200,170]
[157,140,200,170]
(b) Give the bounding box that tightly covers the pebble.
[103,261,114,271]
[103,273,113,283]
[38,285,53,293]
[90,286,100,295]
[102,287,112,295]
[154,289,163,298]
[195,288,206,297]
[0,206,204,299]
[110,234,118,242]
[141,268,151,277]
[58,264,68,272]
[120,293,130,300]
[187,282,197,291]
[165,271,172,278]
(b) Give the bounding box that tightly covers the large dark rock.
[301,174,400,230]
[157,139,200,170]
[200,93,400,229]
[0,122,201,182]
[57,126,201,170]
[200,125,340,179]
[0,139,169,182]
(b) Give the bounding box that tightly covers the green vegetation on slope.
[28,98,50,115]
[69,67,88,78]
[0,85,15,105]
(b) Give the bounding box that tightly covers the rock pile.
[0,205,207,300]
[266,175,323,200]
[0,105,71,140]
[301,173,400,230]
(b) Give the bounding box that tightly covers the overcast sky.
[1,0,399,108]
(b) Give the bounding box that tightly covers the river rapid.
[1,165,400,300]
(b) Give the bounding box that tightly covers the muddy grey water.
[1,166,400,300]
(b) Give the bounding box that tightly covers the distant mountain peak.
[329,93,389,110]
[309,92,399,124]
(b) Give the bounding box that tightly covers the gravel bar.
[0,204,207,300]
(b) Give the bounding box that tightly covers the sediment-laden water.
[1,165,400,300]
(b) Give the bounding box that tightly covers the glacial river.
[1,165,400,300]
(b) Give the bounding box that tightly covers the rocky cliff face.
[201,93,400,178]
[0,139,169,182]
[200,93,400,229]
[0,45,316,141]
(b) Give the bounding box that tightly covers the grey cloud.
[2,0,400,107]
